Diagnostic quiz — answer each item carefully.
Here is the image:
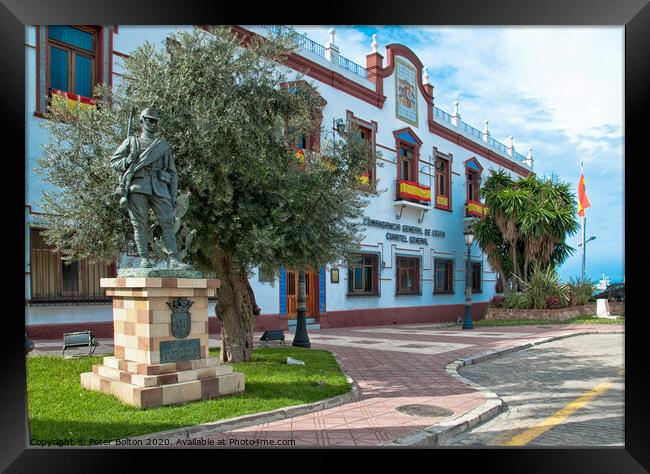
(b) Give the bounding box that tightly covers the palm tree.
[472,170,578,294]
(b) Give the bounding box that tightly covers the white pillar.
[482,120,490,142]
[451,100,460,126]
[325,28,340,64]
[423,67,429,85]
[524,147,534,169]
[507,135,514,156]
[370,34,378,54]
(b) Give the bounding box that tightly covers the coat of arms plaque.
[166,298,194,339]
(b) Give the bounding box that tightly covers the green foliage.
[36,26,376,275]
[503,292,528,309]
[516,265,569,309]
[472,169,579,294]
[568,277,596,306]
[475,315,624,327]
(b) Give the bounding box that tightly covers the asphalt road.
[449,332,625,447]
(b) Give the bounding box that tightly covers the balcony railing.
[466,200,488,218]
[338,55,368,78]
[396,179,432,205]
[261,25,326,59]
[261,25,368,79]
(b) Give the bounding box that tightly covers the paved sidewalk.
[195,323,624,447]
[30,322,624,447]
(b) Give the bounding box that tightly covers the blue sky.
[296,26,624,283]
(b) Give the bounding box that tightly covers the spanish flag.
[51,88,96,112]
[577,171,591,217]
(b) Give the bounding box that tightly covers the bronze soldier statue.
[111,107,187,269]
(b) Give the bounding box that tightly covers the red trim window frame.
[346,110,378,193]
[434,148,452,212]
[464,158,483,204]
[347,253,380,297]
[280,80,326,154]
[433,257,455,294]
[45,26,101,103]
[396,255,421,295]
[393,128,423,202]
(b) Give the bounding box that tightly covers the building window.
[471,261,482,293]
[467,168,481,202]
[396,256,421,295]
[347,112,378,192]
[347,254,379,296]
[434,258,454,294]
[398,144,416,182]
[29,228,116,304]
[355,125,376,191]
[258,268,275,283]
[435,156,451,210]
[47,26,98,100]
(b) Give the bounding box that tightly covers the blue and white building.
[25,25,534,338]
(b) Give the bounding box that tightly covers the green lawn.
[475,315,625,327]
[27,347,350,445]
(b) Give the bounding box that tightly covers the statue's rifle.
[119,108,136,208]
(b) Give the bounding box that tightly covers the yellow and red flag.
[577,172,591,217]
[51,88,96,112]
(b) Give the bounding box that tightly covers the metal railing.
[261,25,368,79]
[261,25,326,58]
[431,105,530,165]
[433,106,452,123]
[458,120,483,141]
[338,54,368,78]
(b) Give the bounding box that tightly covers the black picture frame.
[4,0,646,471]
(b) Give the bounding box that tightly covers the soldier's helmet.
[140,107,160,122]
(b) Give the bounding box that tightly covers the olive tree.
[36,26,374,362]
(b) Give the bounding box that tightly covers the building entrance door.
[286,268,318,319]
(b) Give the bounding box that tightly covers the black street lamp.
[292,271,311,348]
[463,229,475,330]
[578,235,596,282]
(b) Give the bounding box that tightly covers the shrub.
[490,295,506,308]
[504,292,529,309]
[567,277,595,306]
[545,295,562,309]
[517,266,569,309]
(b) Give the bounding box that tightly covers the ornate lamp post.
[463,229,475,330]
[292,271,311,348]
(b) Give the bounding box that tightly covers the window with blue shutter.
[46,26,97,99]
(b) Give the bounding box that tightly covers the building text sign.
[362,217,445,246]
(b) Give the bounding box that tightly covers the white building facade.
[25,25,533,338]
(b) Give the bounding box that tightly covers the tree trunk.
[509,240,518,291]
[212,251,259,363]
[501,272,513,297]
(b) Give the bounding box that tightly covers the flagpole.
[581,161,586,281]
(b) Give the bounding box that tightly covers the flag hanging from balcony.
[577,171,591,217]
[358,171,370,186]
[398,180,431,203]
[51,88,96,112]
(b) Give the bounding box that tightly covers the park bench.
[259,330,285,347]
[61,330,99,356]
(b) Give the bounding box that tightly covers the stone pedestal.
[80,276,245,408]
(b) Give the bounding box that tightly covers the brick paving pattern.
[30,322,623,447]
[199,323,623,447]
